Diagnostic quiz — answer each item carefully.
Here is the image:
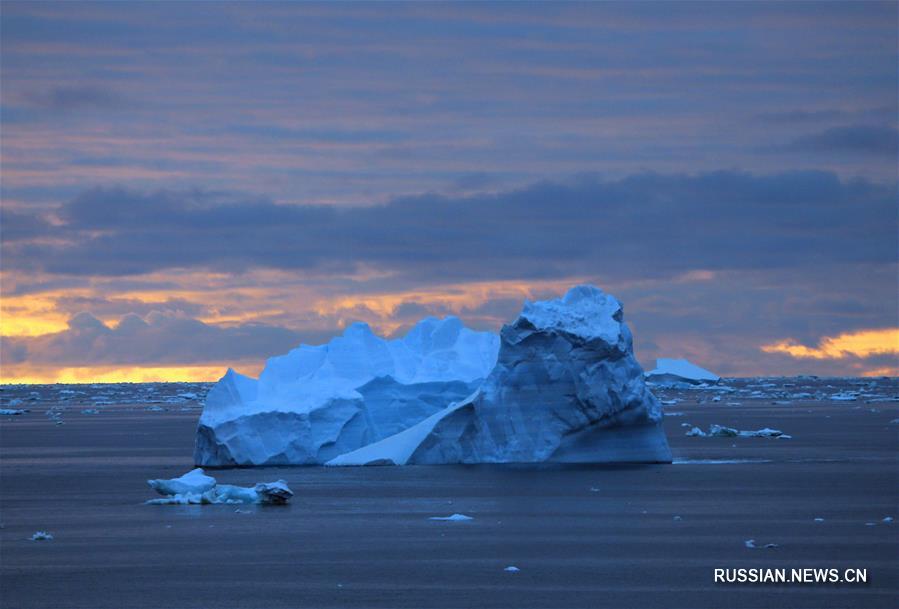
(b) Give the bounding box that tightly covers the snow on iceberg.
[646,358,720,387]
[146,469,293,505]
[195,317,500,466]
[328,285,672,465]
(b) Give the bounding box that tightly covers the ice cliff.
[328,285,671,465]
[195,285,671,466]
[194,317,500,465]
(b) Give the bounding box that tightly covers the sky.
[1,1,897,383]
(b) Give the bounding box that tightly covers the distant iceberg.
[196,285,671,467]
[645,358,720,387]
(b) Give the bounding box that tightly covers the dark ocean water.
[1,377,897,609]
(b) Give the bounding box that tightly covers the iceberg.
[646,358,720,387]
[328,285,671,465]
[195,317,500,466]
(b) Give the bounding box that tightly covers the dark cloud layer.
[787,125,899,156]
[6,171,895,285]
[0,312,312,367]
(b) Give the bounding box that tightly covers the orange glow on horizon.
[0,363,264,385]
[761,328,899,360]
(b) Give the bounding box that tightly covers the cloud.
[0,207,53,242]
[785,125,899,156]
[21,85,127,111]
[0,311,326,367]
[4,171,896,286]
[761,328,899,360]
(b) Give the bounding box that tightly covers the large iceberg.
[328,285,671,465]
[195,317,500,466]
[645,358,720,387]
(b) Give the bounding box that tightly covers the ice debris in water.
[0,409,27,415]
[744,539,756,548]
[30,531,54,541]
[504,566,520,572]
[429,513,474,521]
[146,468,293,505]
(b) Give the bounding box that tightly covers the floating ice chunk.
[883,517,894,523]
[148,468,217,497]
[30,531,53,541]
[814,518,824,523]
[744,539,756,548]
[0,409,27,415]
[146,468,292,505]
[80,408,100,415]
[504,566,520,572]
[429,513,473,521]
[764,543,779,549]
[646,358,719,387]
[686,424,789,439]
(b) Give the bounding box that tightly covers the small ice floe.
[146,468,293,505]
[429,513,473,521]
[588,487,600,492]
[673,515,683,521]
[865,522,877,527]
[764,543,779,549]
[0,408,27,415]
[772,401,792,406]
[744,539,756,548]
[665,411,684,417]
[889,419,899,425]
[146,405,166,412]
[685,424,790,439]
[30,531,53,541]
[883,517,893,523]
[80,408,100,415]
[814,518,825,523]
[661,399,680,406]
[504,566,520,572]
